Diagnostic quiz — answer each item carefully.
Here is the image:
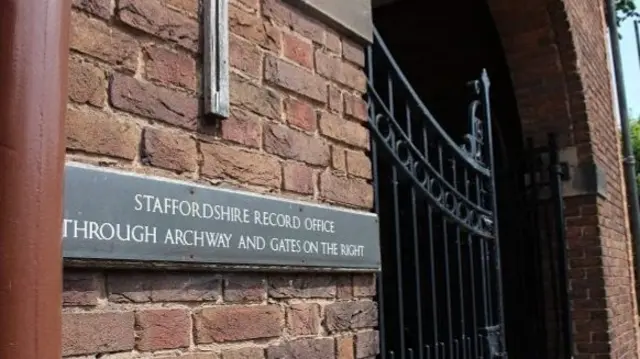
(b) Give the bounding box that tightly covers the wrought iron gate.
[367,28,507,359]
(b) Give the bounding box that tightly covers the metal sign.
[62,162,381,270]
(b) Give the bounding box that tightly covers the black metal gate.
[367,28,507,359]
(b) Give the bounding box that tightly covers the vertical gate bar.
[465,168,479,358]
[407,102,425,359]
[452,161,467,359]
[438,145,454,354]
[548,133,571,359]
[424,124,440,359]
[476,175,491,329]
[367,44,387,359]
[479,69,507,353]
[389,74,407,359]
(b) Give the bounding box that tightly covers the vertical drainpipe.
[604,0,640,306]
[0,0,71,358]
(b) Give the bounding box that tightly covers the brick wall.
[63,0,377,357]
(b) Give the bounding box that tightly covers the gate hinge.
[481,325,507,358]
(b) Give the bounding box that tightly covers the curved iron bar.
[367,86,491,218]
[371,27,491,176]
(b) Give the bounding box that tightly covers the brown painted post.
[0,0,71,358]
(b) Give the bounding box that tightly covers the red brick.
[264,55,327,103]
[284,98,316,131]
[118,0,198,52]
[332,146,347,172]
[166,0,199,17]
[262,0,324,43]
[142,127,197,172]
[221,108,262,148]
[325,30,341,53]
[68,57,106,107]
[343,92,367,122]
[194,305,282,343]
[353,274,376,297]
[62,312,135,356]
[159,354,219,359]
[283,32,314,69]
[286,303,320,335]
[315,50,366,92]
[230,34,263,79]
[283,162,314,194]
[319,112,369,149]
[346,150,372,179]
[232,0,259,11]
[145,45,197,91]
[66,106,140,160]
[63,270,102,306]
[268,274,337,298]
[136,309,190,351]
[320,171,373,208]
[223,274,266,302]
[329,86,342,113]
[342,40,365,67]
[230,73,281,119]
[337,335,355,359]
[266,338,334,359]
[109,74,198,130]
[107,272,221,302]
[229,4,280,51]
[73,0,112,19]
[355,331,380,358]
[70,11,138,71]
[201,142,281,188]
[222,347,264,359]
[263,123,330,166]
[337,275,353,300]
[324,301,378,332]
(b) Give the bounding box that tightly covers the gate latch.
[481,325,507,358]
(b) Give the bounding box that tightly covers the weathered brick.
[325,301,378,332]
[230,34,263,79]
[262,0,324,43]
[268,274,336,298]
[346,150,372,179]
[286,303,320,335]
[136,309,190,351]
[283,32,314,69]
[353,274,376,297]
[109,74,198,130]
[320,171,373,208]
[229,4,280,51]
[355,331,380,358]
[336,275,353,300]
[166,0,199,17]
[63,270,102,306]
[63,312,135,356]
[284,98,317,132]
[68,57,106,107]
[319,112,369,149]
[108,272,221,302]
[325,30,341,53]
[194,305,282,343]
[70,11,138,71]
[118,0,198,52]
[230,74,281,119]
[315,50,366,92]
[337,335,355,359]
[142,127,197,172]
[201,142,281,187]
[222,347,265,359]
[221,108,262,148]
[264,124,329,166]
[264,55,327,103]
[332,146,347,172]
[283,162,314,195]
[158,354,219,359]
[329,86,342,113]
[266,338,334,359]
[232,0,259,11]
[73,0,111,19]
[145,46,197,91]
[342,40,365,67]
[343,92,367,122]
[223,274,266,302]
[66,106,140,160]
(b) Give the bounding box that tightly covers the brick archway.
[487,0,640,356]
